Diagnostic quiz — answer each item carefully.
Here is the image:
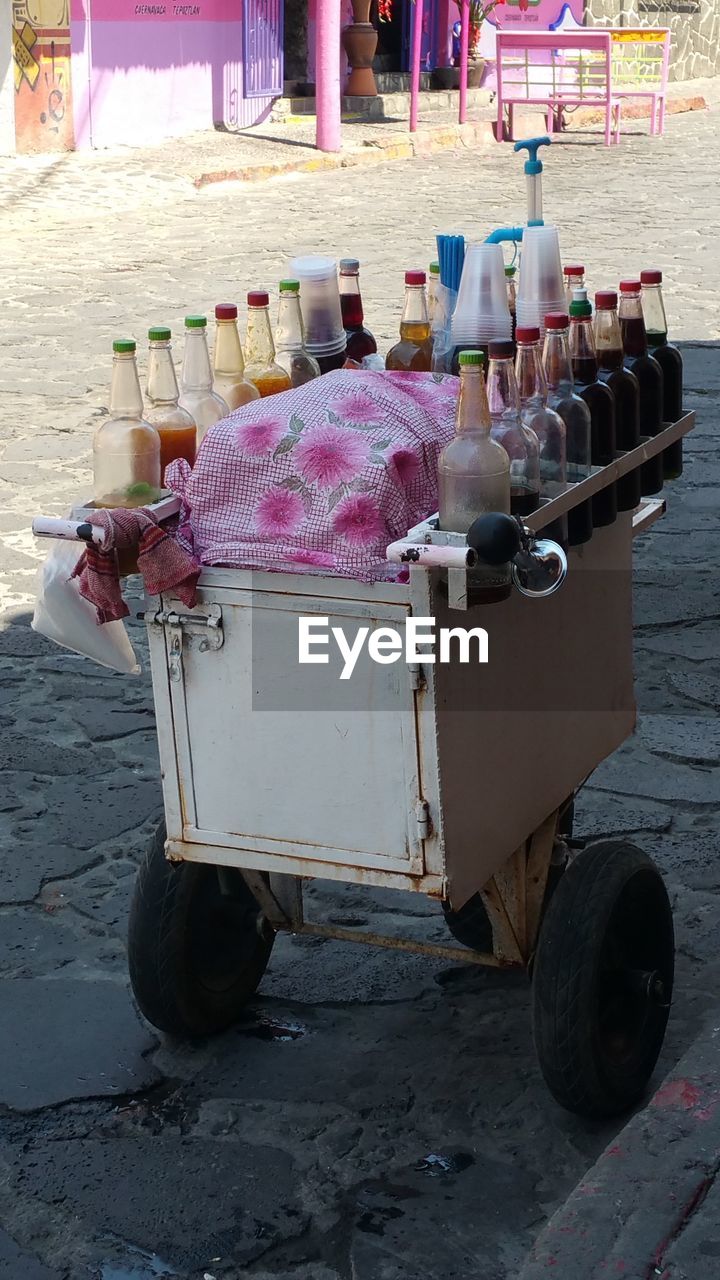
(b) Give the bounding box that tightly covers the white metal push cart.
[34,411,694,1120]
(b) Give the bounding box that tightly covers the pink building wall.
[70,0,274,149]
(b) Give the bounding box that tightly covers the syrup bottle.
[487,339,540,518]
[543,313,593,547]
[339,259,377,363]
[594,291,641,512]
[641,269,683,479]
[619,280,664,496]
[385,271,433,372]
[569,289,617,528]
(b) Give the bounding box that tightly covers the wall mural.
[12,0,74,151]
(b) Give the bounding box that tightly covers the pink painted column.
[409,0,424,132]
[316,0,342,152]
[458,0,470,124]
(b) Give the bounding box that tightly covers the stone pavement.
[0,107,719,1279]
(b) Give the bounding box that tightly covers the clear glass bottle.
[438,350,511,603]
[339,259,377,362]
[619,280,665,496]
[543,313,593,547]
[145,327,197,480]
[179,316,229,444]
[505,264,517,343]
[641,268,683,479]
[385,271,433,372]
[94,339,161,511]
[594,291,642,512]
[212,303,260,411]
[243,291,293,398]
[428,261,441,324]
[563,264,585,312]
[515,326,567,545]
[487,339,540,518]
[275,281,321,388]
[569,288,617,528]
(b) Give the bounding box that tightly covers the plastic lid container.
[290,255,344,351]
[290,255,337,281]
[215,303,238,320]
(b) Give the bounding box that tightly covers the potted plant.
[429,0,504,90]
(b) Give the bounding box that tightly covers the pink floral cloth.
[166,370,459,581]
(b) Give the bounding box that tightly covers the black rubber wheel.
[128,823,275,1037]
[532,839,674,1118]
[442,894,494,952]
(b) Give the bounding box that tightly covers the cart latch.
[415,799,431,841]
[143,604,224,671]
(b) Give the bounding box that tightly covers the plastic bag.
[32,540,141,675]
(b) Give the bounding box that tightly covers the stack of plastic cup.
[516,225,565,336]
[450,242,512,349]
[289,255,346,368]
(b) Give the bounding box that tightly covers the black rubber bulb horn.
[466,513,522,565]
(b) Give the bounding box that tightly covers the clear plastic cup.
[516,226,564,315]
[451,242,511,337]
[289,255,345,352]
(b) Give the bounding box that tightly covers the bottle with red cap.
[569,288,617,528]
[179,316,230,443]
[339,259,377,363]
[619,280,664,496]
[487,339,540,517]
[563,265,585,312]
[641,269,683,479]
[515,326,567,545]
[594,291,641,512]
[212,303,260,411]
[244,291,292,399]
[542,313,593,547]
[385,270,433,372]
[275,281,321,388]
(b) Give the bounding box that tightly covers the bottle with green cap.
[339,259,377,363]
[93,338,161,512]
[274,282,321,388]
[145,327,197,477]
[427,261,441,328]
[179,315,229,443]
[438,351,512,600]
[569,288,617,528]
[212,303,260,411]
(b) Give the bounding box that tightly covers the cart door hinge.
[408,662,425,692]
[415,799,431,841]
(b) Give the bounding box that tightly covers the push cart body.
[147,512,634,920]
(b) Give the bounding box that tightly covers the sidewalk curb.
[518,1017,720,1279]
[193,94,708,189]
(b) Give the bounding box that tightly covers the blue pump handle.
[513,135,551,176]
[485,226,524,245]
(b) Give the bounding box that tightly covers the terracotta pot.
[466,56,486,88]
[351,0,372,22]
[342,21,379,96]
[431,66,460,90]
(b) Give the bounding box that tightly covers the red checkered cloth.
[166,369,459,581]
[71,507,201,624]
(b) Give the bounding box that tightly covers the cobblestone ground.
[0,110,719,1280]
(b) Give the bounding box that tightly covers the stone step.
[271,87,493,123]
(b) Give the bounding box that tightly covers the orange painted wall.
[12,0,74,152]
